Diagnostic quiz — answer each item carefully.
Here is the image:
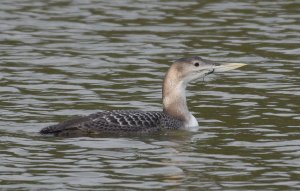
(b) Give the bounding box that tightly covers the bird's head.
[169,56,246,84]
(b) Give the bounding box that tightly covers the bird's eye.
[194,62,199,67]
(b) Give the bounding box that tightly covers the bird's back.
[40,110,184,136]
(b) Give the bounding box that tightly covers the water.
[0,0,299,190]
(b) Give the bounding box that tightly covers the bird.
[40,56,246,136]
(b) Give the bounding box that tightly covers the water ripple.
[0,0,299,190]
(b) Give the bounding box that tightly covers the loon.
[40,56,246,136]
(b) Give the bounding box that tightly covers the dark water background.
[0,0,299,190]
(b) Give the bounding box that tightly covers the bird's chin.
[187,69,215,83]
[204,69,215,76]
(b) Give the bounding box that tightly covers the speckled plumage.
[40,110,184,136]
[40,57,246,136]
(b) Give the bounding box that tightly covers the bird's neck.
[162,68,193,125]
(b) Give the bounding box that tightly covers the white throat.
[186,113,199,127]
[162,68,198,127]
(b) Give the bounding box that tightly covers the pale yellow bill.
[214,63,247,72]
